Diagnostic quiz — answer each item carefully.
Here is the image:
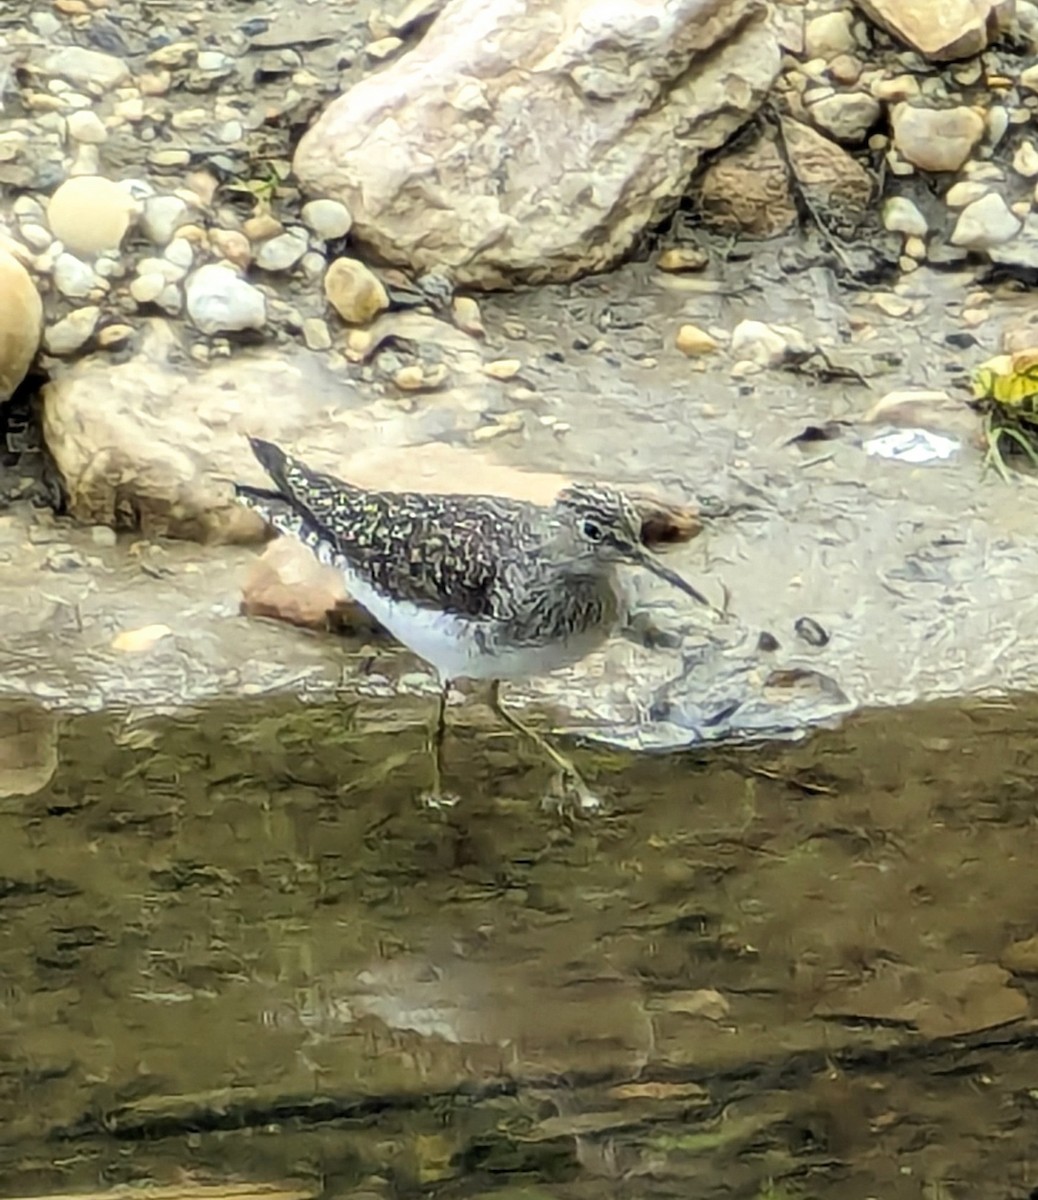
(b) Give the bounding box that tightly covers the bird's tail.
[235,438,359,559]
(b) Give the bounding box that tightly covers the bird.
[235,437,714,806]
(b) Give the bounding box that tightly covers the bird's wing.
[237,438,532,619]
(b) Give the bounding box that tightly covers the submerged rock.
[293,0,780,287]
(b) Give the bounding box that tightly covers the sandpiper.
[236,437,714,804]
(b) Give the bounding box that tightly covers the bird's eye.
[582,518,603,542]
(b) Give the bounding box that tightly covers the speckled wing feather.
[236,438,539,619]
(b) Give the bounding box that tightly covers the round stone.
[323,257,389,324]
[302,198,353,240]
[47,175,133,255]
[130,272,166,304]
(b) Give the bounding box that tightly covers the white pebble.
[44,306,100,355]
[255,230,308,271]
[302,198,352,240]
[951,193,1022,249]
[164,237,195,270]
[141,195,189,245]
[185,263,266,334]
[52,252,97,298]
[20,223,52,251]
[882,196,928,237]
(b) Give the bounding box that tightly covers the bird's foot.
[418,785,461,810]
[540,768,604,818]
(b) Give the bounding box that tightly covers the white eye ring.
[582,519,603,541]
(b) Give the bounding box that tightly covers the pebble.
[804,10,856,57]
[891,103,984,173]
[97,323,133,349]
[1014,141,1038,179]
[157,284,183,315]
[882,196,928,237]
[42,47,129,91]
[89,525,118,546]
[43,306,100,355]
[828,54,862,85]
[395,363,448,391]
[366,36,404,61]
[302,199,353,240]
[730,320,793,367]
[951,193,1022,249]
[323,257,389,324]
[483,358,522,380]
[66,110,108,145]
[185,264,267,334]
[1021,64,1038,93]
[216,121,244,144]
[148,42,197,69]
[676,324,719,356]
[452,295,485,337]
[808,92,880,143]
[171,108,210,132]
[138,70,171,97]
[871,293,912,318]
[149,149,192,169]
[210,228,252,268]
[137,255,184,283]
[243,214,284,242]
[656,247,709,273]
[872,75,920,103]
[142,195,190,245]
[986,106,1009,150]
[19,223,52,251]
[52,252,98,299]
[164,238,195,271]
[944,181,990,207]
[255,230,309,271]
[302,317,332,350]
[47,176,133,256]
[197,50,233,71]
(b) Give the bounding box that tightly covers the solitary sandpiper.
[236,438,714,805]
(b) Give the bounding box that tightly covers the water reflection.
[0,695,1036,1198]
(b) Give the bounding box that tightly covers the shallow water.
[1,693,1037,1200]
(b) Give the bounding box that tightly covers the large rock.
[695,132,797,237]
[853,0,1012,62]
[0,245,43,404]
[293,0,780,288]
[40,317,565,541]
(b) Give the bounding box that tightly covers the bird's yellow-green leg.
[424,680,452,804]
[489,680,600,811]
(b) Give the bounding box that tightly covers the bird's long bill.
[634,546,713,608]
